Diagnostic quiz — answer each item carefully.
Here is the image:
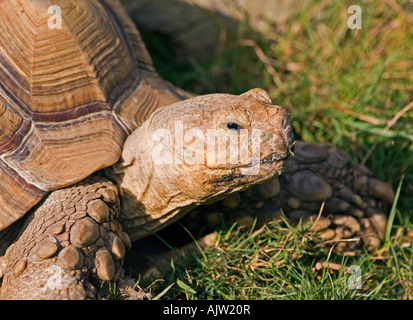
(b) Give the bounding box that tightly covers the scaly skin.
[0,0,394,299]
[180,141,393,254]
[0,89,294,300]
[0,176,128,299]
[0,141,394,299]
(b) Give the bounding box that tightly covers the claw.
[355,176,395,202]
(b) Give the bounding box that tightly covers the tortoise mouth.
[215,148,293,183]
[256,139,295,166]
[244,144,294,168]
[259,150,291,164]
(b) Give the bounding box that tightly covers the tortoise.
[0,0,393,300]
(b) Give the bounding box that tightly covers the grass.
[131,216,413,300]
[124,0,413,300]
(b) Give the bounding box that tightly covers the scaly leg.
[0,175,131,300]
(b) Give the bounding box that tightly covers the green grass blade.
[152,282,175,300]
[384,175,405,247]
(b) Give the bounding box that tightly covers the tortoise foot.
[0,175,130,300]
[186,142,393,254]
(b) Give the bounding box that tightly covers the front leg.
[0,175,131,300]
[185,142,394,254]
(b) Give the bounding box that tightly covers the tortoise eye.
[226,122,242,131]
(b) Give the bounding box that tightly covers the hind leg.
[0,175,131,300]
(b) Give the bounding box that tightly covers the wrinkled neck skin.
[105,122,185,241]
[106,90,294,241]
[107,122,252,241]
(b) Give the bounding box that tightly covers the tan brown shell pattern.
[0,0,182,230]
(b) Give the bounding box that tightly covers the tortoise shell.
[0,0,183,230]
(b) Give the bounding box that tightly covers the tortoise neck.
[106,125,193,241]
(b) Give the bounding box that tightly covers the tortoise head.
[114,88,294,239]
